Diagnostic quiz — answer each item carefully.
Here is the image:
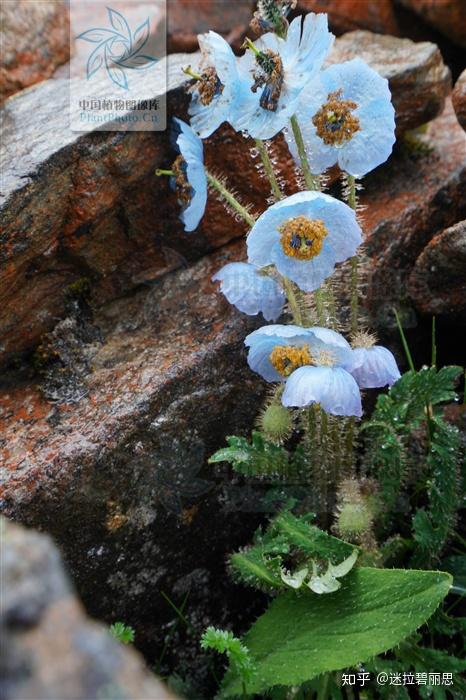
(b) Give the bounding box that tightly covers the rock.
[328,30,451,135]
[0,240,267,688]
[1,518,177,700]
[0,0,70,102]
[361,99,466,326]
[452,69,466,131]
[408,220,466,322]
[297,0,401,36]
[396,0,466,48]
[167,0,254,53]
[0,53,291,368]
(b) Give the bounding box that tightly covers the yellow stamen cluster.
[312,89,360,146]
[198,67,224,106]
[279,215,328,261]
[172,155,192,206]
[270,344,312,377]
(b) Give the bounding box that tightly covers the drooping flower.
[170,118,207,232]
[233,13,334,140]
[349,336,401,389]
[247,191,362,292]
[188,32,250,138]
[285,58,396,177]
[212,262,285,321]
[245,325,362,417]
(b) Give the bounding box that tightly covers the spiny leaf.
[271,511,355,564]
[209,432,289,477]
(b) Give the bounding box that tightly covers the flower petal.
[271,239,336,292]
[173,118,208,232]
[349,346,401,389]
[212,262,285,321]
[282,366,362,417]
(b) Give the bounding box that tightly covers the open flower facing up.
[245,325,363,417]
[349,333,401,389]
[285,58,396,177]
[234,13,334,140]
[247,191,362,292]
[212,262,285,321]
[170,119,208,232]
[188,32,250,138]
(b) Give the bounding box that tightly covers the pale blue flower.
[212,262,285,321]
[188,32,249,138]
[247,191,362,292]
[233,13,334,140]
[245,325,362,417]
[349,346,401,389]
[171,118,208,232]
[285,58,396,177]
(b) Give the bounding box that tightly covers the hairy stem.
[255,139,283,200]
[206,171,256,228]
[347,175,359,336]
[282,276,304,325]
[290,115,319,191]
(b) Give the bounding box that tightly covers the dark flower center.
[172,155,192,206]
[252,49,284,112]
[279,215,328,260]
[197,67,224,106]
[312,89,360,146]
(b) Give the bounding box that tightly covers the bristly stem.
[347,174,359,336]
[282,276,304,325]
[393,308,415,372]
[206,171,257,228]
[255,139,283,200]
[290,115,319,191]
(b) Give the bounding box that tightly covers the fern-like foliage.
[109,621,135,644]
[209,431,307,479]
[200,627,256,687]
[362,366,463,562]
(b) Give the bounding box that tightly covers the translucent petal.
[349,346,401,389]
[271,239,336,292]
[173,119,208,232]
[212,262,285,321]
[282,366,363,417]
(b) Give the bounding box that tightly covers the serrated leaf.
[209,432,289,477]
[221,568,451,697]
[272,511,355,564]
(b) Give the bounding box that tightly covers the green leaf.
[272,511,355,564]
[109,622,135,644]
[209,432,289,476]
[221,568,451,697]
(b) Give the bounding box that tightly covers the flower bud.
[259,404,292,441]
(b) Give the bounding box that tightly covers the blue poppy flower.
[171,118,208,232]
[188,32,249,138]
[247,191,362,292]
[285,58,396,177]
[349,345,401,389]
[233,13,334,140]
[245,325,362,417]
[212,262,286,321]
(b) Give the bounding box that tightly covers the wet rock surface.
[396,0,466,48]
[0,0,70,102]
[408,220,466,322]
[328,30,452,134]
[452,69,466,131]
[1,518,177,700]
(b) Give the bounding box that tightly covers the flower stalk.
[290,115,319,191]
[255,139,283,200]
[206,172,257,228]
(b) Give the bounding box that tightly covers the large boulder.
[395,0,466,48]
[297,0,401,36]
[452,69,466,131]
[1,518,177,700]
[408,220,466,322]
[0,0,70,102]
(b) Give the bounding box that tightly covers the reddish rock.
[297,0,400,36]
[361,100,466,326]
[2,519,177,700]
[452,69,466,131]
[396,0,466,48]
[167,0,254,53]
[0,0,70,102]
[328,31,451,135]
[0,54,292,368]
[408,220,466,322]
[0,240,266,682]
